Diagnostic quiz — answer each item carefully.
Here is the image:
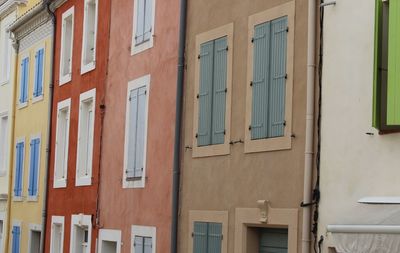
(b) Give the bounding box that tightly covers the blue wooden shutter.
[135,0,145,45]
[127,89,138,178]
[251,21,271,140]
[23,58,29,102]
[259,228,288,253]
[32,139,40,196]
[12,226,20,253]
[268,17,287,138]
[134,86,147,178]
[13,144,21,196]
[20,59,28,103]
[34,51,39,97]
[28,140,35,196]
[134,236,143,253]
[143,0,152,42]
[197,41,214,146]
[36,49,44,96]
[211,37,228,145]
[193,222,208,253]
[207,223,222,253]
[144,237,152,253]
[14,143,24,197]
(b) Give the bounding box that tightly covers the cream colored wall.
[318,1,400,252]
[9,36,51,253]
[17,0,40,17]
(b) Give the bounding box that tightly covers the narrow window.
[54,99,71,188]
[250,16,288,140]
[50,216,64,253]
[134,236,152,253]
[33,48,45,98]
[28,137,40,199]
[132,0,155,54]
[0,220,4,252]
[19,57,29,105]
[192,222,222,253]
[76,89,95,186]
[11,225,21,253]
[29,230,41,253]
[197,36,228,147]
[0,16,12,84]
[258,228,288,253]
[0,115,8,175]
[70,215,91,253]
[60,7,74,85]
[81,0,98,73]
[14,141,24,198]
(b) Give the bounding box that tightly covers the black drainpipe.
[171,0,187,251]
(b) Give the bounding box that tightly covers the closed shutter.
[197,41,214,146]
[193,222,208,253]
[28,140,35,196]
[207,223,222,253]
[127,89,138,178]
[251,21,271,140]
[259,228,288,253]
[135,0,145,45]
[37,49,44,96]
[268,17,287,137]
[134,86,147,178]
[12,226,20,253]
[23,58,29,102]
[144,237,152,253]
[32,139,40,196]
[134,236,143,253]
[211,37,228,145]
[20,58,28,103]
[387,0,400,125]
[14,143,24,197]
[34,51,39,97]
[143,0,152,42]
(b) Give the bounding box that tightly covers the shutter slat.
[134,86,147,178]
[135,0,145,45]
[29,140,35,196]
[144,237,152,253]
[24,58,29,102]
[207,223,222,253]
[211,37,228,145]
[134,236,143,253]
[38,49,44,95]
[259,228,288,253]
[34,52,39,97]
[143,0,153,42]
[127,89,138,178]
[193,222,208,253]
[33,139,40,195]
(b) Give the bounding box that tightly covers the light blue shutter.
[127,89,138,179]
[208,223,222,253]
[32,139,40,196]
[193,222,208,253]
[134,86,147,178]
[14,142,24,197]
[20,59,27,103]
[211,37,228,145]
[34,51,39,97]
[134,236,143,253]
[268,17,287,138]
[251,21,271,140]
[13,144,21,196]
[28,140,35,196]
[259,228,288,253]
[12,226,20,253]
[143,0,152,41]
[144,237,152,253]
[37,49,44,96]
[23,58,29,102]
[135,0,145,45]
[197,41,214,146]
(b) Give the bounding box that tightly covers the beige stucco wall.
[318,1,400,252]
[179,0,309,252]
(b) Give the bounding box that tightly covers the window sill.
[0,170,6,177]
[192,143,230,158]
[59,74,72,86]
[0,79,9,86]
[123,176,145,189]
[75,176,92,187]
[32,95,44,104]
[53,179,67,188]
[27,196,38,202]
[244,135,292,153]
[80,62,96,75]
[131,38,154,56]
[18,102,28,109]
[13,196,23,202]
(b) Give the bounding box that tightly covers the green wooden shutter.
[268,17,287,137]
[373,0,383,128]
[259,228,288,253]
[193,222,208,253]
[387,0,400,125]
[198,41,214,146]
[251,21,271,140]
[207,223,222,253]
[211,37,228,145]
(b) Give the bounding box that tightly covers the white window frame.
[32,43,46,103]
[98,229,121,253]
[0,14,13,86]
[13,137,25,202]
[123,75,150,189]
[70,214,92,253]
[131,0,156,55]
[27,223,41,253]
[75,88,96,186]
[0,112,9,177]
[131,225,156,253]
[50,216,65,253]
[27,134,41,202]
[54,98,71,189]
[0,212,5,253]
[81,0,98,74]
[59,7,75,86]
[18,51,30,109]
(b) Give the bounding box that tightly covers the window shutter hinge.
[226,46,229,51]
[285,74,288,79]
[221,234,223,240]
[191,232,194,237]
[251,37,254,43]
[196,94,199,99]
[225,88,227,93]
[195,133,198,138]
[198,54,201,59]
[286,27,289,32]
[283,121,286,126]
[248,125,252,131]
[224,130,226,135]
[250,81,253,87]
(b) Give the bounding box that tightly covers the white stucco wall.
[318,0,400,252]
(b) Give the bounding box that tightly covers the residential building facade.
[97,0,180,251]
[178,0,316,252]
[44,0,110,252]
[318,1,400,252]
[5,1,53,252]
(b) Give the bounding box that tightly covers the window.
[28,136,41,200]
[131,0,155,54]
[11,224,21,253]
[28,225,41,253]
[245,2,294,153]
[193,24,233,157]
[373,0,400,131]
[54,99,71,188]
[131,225,156,253]
[98,229,121,253]
[123,76,150,189]
[81,0,98,74]
[50,216,65,253]
[13,139,25,200]
[0,114,8,176]
[70,214,91,253]
[76,89,95,186]
[0,15,13,85]
[19,55,29,106]
[0,219,4,253]
[33,47,45,100]
[60,7,74,85]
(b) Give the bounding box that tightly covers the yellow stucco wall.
[17,0,42,17]
[8,36,52,253]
